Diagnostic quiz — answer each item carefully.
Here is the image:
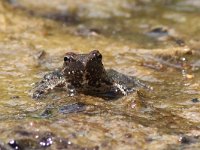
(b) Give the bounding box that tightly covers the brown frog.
[31,50,147,99]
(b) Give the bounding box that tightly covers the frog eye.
[91,50,102,60]
[64,55,74,62]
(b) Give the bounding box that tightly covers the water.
[0,0,200,149]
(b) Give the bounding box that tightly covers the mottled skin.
[31,50,147,99]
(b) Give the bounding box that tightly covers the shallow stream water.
[0,0,200,149]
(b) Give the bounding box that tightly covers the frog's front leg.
[30,70,66,99]
[113,83,129,96]
[107,69,149,97]
[63,83,77,97]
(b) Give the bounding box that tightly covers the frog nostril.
[97,53,102,60]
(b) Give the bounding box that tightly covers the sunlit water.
[0,0,200,149]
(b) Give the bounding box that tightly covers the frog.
[30,50,148,100]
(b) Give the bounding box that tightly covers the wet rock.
[146,26,178,42]
[75,25,100,37]
[175,39,185,46]
[30,50,48,67]
[146,27,169,40]
[177,0,200,9]
[56,137,99,150]
[191,98,199,103]
[124,133,132,138]
[8,138,43,150]
[9,129,97,150]
[192,60,200,71]
[39,136,53,148]
[8,140,21,150]
[55,138,82,149]
[59,102,86,114]
[56,138,72,149]
[29,50,53,69]
[15,130,32,136]
[141,61,166,71]
[41,12,79,24]
[32,50,46,60]
[148,27,168,36]
[10,95,20,99]
[0,141,13,150]
[141,49,193,72]
[40,106,54,118]
[179,135,200,144]
[7,132,55,150]
[7,0,79,24]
